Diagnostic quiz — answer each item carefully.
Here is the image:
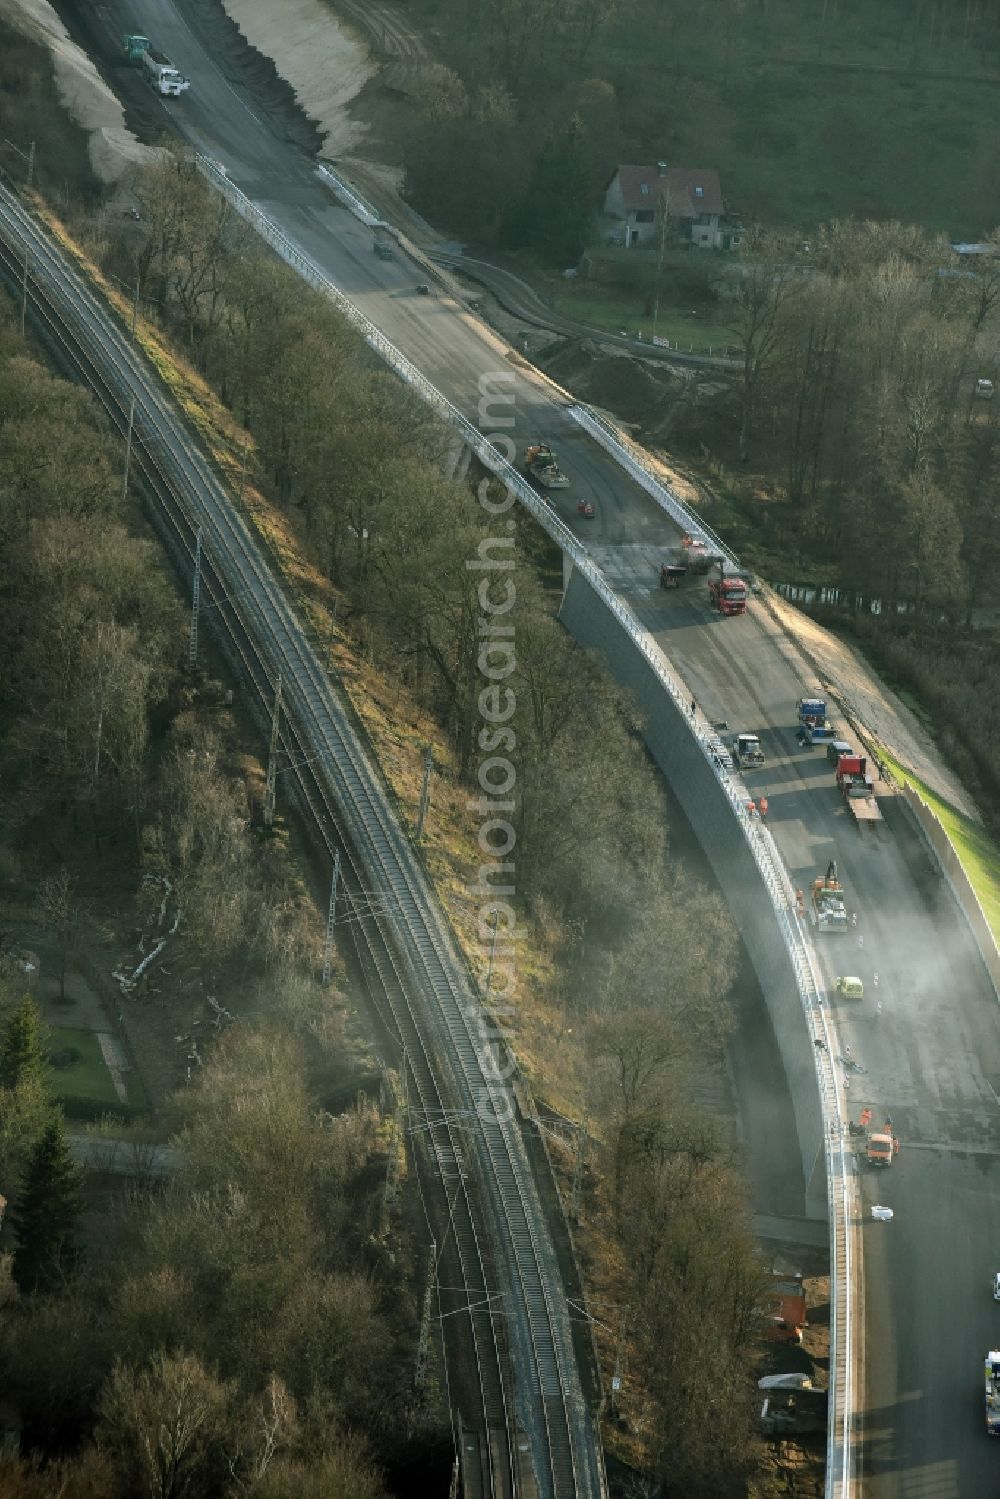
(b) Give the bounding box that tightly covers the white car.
[993,1273,1000,1301]
[871,1205,894,1222]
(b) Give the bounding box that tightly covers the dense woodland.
[0,986,408,1499]
[0,273,416,1491]
[0,36,765,1494]
[402,0,1000,255]
[701,219,1000,817]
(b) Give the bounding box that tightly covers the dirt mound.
[214,0,374,155]
[540,336,698,436]
[1,0,164,182]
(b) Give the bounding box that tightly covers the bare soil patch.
[0,0,164,181]
[218,0,374,154]
[541,337,700,437]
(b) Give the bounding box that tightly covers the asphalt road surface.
[65,4,1000,1490]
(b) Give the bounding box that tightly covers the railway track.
[0,183,603,1499]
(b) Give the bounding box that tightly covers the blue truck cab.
[797,697,827,725]
[796,698,831,746]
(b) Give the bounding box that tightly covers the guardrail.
[316,162,381,226]
[567,405,740,564]
[195,153,852,1498]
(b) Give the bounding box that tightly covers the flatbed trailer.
[836,753,883,830]
[811,874,848,934]
[986,1352,1000,1435]
[524,443,569,489]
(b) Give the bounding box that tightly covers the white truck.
[732,732,764,767]
[140,45,191,96]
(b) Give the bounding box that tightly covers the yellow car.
[835,976,864,1000]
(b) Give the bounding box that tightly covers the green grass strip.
[549,285,734,352]
[880,751,1000,942]
[47,1027,144,1112]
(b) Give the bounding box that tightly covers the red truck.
[836,753,882,830]
[707,559,750,616]
[763,1276,807,1344]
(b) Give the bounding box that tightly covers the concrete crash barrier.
[901,783,1000,1003]
[558,566,855,1497]
[559,566,827,1208]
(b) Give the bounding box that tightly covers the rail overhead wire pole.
[415,746,433,842]
[19,239,28,336]
[188,527,203,674]
[322,849,341,986]
[121,395,135,502]
[264,673,283,829]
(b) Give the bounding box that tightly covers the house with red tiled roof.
[603,162,738,250]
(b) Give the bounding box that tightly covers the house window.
[640,183,650,195]
[634,210,654,223]
[694,185,704,198]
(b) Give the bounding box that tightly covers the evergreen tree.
[11,1117,82,1294]
[0,996,51,1094]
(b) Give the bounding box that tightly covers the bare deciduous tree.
[38,868,88,1002]
[96,1351,235,1499]
[728,229,802,460]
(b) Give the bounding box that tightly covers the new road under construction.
[0,184,602,1499]
[6,3,1000,1481]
